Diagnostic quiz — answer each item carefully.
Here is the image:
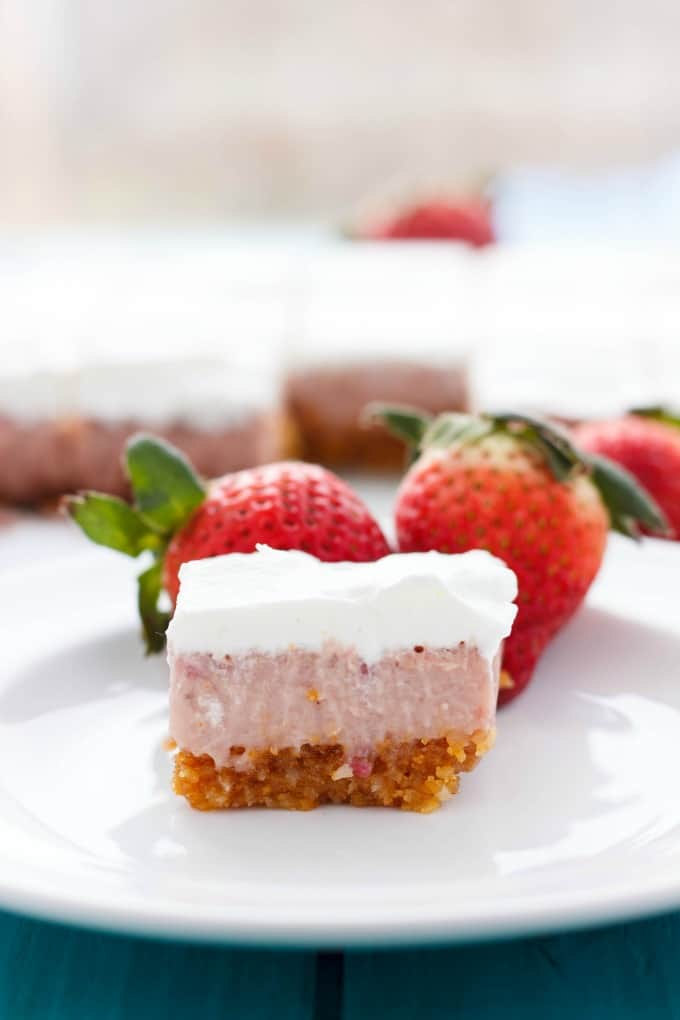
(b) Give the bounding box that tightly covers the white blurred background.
[1,0,680,418]
[3,0,680,222]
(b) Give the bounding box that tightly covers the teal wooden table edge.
[0,907,679,1019]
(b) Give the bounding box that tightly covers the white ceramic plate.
[1,535,679,947]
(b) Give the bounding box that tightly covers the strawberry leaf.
[137,561,171,654]
[587,453,670,538]
[490,412,581,482]
[631,406,680,431]
[125,434,206,535]
[424,413,492,448]
[62,492,159,557]
[363,404,433,448]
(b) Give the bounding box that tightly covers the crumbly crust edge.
[172,729,495,813]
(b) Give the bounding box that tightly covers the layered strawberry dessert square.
[167,545,517,812]
[285,360,469,471]
[0,352,290,504]
[284,246,471,471]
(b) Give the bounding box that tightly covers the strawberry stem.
[137,560,171,654]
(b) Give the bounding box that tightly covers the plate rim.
[0,537,679,947]
[2,863,680,948]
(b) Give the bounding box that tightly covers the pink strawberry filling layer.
[168,640,498,771]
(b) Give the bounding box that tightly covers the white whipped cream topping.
[77,357,276,428]
[0,263,283,423]
[167,545,518,663]
[288,245,473,369]
[0,354,279,426]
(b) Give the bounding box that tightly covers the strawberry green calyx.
[63,434,207,653]
[365,404,433,448]
[631,406,680,431]
[370,405,670,540]
[492,413,669,538]
[64,492,163,557]
[586,454,668,538]
[124,435,206,532]
[367,405,580,472]
[362,404,434,465]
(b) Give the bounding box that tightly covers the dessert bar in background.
[0,251,293,504]
[3,239,680,503]
[168,545,517,812]
[285,359,468,471]
[0,349,289,504]
[284,245,472,470]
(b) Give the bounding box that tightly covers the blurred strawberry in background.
[352,194,495,245]
[573,409,680,540]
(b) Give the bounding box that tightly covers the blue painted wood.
[1,908,679,1019]
[345,914,680,1019]
[0,911,315,1020]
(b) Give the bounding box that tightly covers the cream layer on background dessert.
[0,292,288,503]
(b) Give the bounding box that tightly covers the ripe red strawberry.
[357,197,495,246]
[162,461,390,603]
[372,408,667,703]
[64,436,390,652]
[573,409,680,540]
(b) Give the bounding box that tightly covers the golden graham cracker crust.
[173,730,494,813]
